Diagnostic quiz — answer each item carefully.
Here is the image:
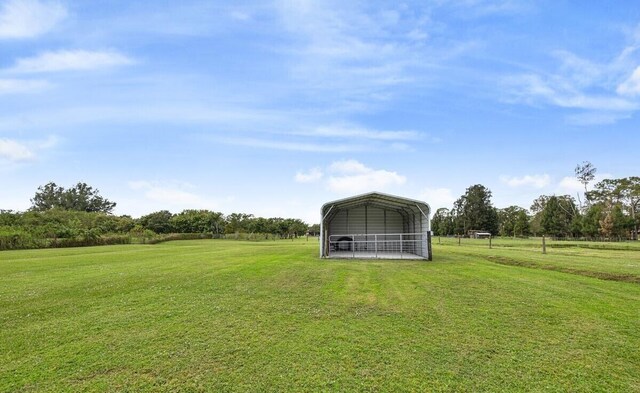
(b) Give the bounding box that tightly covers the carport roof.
[321,192,431,223]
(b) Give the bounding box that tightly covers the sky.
[1,0,640,224]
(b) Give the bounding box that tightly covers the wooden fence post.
[542,235,546,254]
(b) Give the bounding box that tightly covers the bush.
[0,228,44,250]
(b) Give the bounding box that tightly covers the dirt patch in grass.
[486,255,640,284]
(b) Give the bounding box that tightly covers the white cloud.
[556,173,612,194]
[8,50,135,73]
[420,187,455,210]
[0,138,34,161]
[500,174,551,188]
[503,74,637,112]
[0,78,51,94]
[449,0,532,17]
[295,167,323,183]
[220,137,366,153]
[302,124,421,141]
[329,159,370,174]
[274,0,468,108]
[565,111,632,126]
[617,66,640,96]
[501,31,640,124]
[557,176,583,194]
[326,159,406,194]
[0,0,66,39]
[0,135,58,162]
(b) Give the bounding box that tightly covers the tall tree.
[432,208,454,236]
[599,204,628,240]
[453,184,499,235]
[618,177,640,240]
[30,182,116,214]
[589,177,640,240]
[498,206,530,237]
[581,203,604,239]
[30,182,65,211]
[575,161,597,208]
[540,195,579,238]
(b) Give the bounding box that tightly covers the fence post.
[458,235,461,246]
[400,233,403,258]
[542,235,546,254]
[489,235,492,249]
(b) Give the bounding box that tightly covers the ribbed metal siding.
[386,210,403,233]
[367,207,385,234]
[328,207,406,236]
[330,210,347,235]
[347,206,366,234]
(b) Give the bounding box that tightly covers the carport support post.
[352,236,355,258]
[400,233,403,259]
[375,234,378,258]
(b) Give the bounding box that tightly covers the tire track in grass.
[484,255,640,284]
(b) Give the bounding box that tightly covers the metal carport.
[320,192,432,260]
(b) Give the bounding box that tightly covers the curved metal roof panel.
[321,191,431,219]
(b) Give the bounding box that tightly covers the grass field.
[1,239,639,392]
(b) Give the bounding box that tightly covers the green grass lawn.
[1,239,639,392]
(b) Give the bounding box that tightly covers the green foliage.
[540,196,577,237]
[453,184,499,235]
[599,204,631,239]
[498,206,530,237]
[1,205,310,251]
[589,176,640,240]
[431,208,454,236]
[0,210,134,251]
[307,223,320,236]
[139,210,174,234]
[582,203,604,238]
[533,195,579,238]
[170,210,224,234]
[30,182,116,213]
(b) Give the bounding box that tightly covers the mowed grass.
[437,237,640,282]
[1,239,639,392]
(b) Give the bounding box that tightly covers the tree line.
[2,166,638,251]
[432,164,639,241]
[0,182,311,250]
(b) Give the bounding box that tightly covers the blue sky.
[1,0,640,223]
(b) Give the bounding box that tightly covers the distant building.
[468,230,491,239]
